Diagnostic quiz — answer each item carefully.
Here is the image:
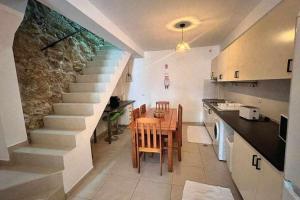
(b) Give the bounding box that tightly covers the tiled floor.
[68,124,243,200]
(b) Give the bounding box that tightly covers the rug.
[182,181,234,200]
[187,126,212,144]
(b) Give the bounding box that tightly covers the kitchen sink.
[214,103,243,111]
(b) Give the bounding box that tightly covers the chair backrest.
[132,108,140,121]
[178,104,183,133]
[156,101,170,111]
[135,117,162,149]
[140,104,146,114]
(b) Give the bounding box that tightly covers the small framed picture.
[287,59,293,72]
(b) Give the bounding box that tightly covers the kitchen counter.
[203,99,286,171]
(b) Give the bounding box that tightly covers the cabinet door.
[255,158,283,200]
[232,133,258,200]
[232,0,299,80]
[211,57,218,80]
[217,48,230,82]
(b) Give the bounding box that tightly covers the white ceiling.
[89,0,262,51]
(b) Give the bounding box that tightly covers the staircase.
[0,48,131,199]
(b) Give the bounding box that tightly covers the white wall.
[219,79,290,122]
[128,46,220,122]
[221,0,281,49]
[0,1,28,160]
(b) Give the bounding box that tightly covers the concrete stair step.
[69,82,107,93]
[83,66,116,75]
[53,103,95,115]
[62,92,102,103]
[13,145,70,170]
[0,165,64,200]
[30,129,82,148]
[43,115,87,130]
[76,74,112,83]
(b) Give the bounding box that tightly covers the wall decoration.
[164,64,170,89]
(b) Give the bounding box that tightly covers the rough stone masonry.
[13,0,109,130]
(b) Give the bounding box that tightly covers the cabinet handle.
[252,155,257,166]
[255,158,261,170]
[219,74,223,80]
[287,59,293,72]
[234,71,239,78]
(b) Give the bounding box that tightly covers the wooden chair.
[132,108,140,121]
[140,104,146,115]
[156,101,170,111]
[135,117,163,175]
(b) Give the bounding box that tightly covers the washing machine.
[212,115,233,161]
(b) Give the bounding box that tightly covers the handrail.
[41,28,83,51]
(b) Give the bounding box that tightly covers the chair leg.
[160,152,162,176]
[178,144,182,162]
[138,152,141,174]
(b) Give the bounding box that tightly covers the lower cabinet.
[232,133,283,200]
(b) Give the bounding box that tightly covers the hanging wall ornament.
[164,64,170,89]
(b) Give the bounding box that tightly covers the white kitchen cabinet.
[232,133,259,200]
[232,133,283,200]
[211,0,300,81]
[217,48,229,82]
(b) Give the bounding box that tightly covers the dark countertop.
[203,99,286,171]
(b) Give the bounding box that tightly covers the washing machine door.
[212,120,220,159]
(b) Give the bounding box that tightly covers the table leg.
[131,128,137,168]
[168,130,173,172]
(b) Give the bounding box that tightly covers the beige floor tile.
[92,174,139,200]
[172,164,205,186]
[67,196,89,200]
[174,151,203,167]
[170,184,184,200]
[131,179,171,200]
[70,172,109,199]
[72,124,242,200]
[108,152,141,179]
[140,162,172,184]
[198,144,243,200]
[181,142,200,153]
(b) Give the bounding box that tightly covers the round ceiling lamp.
[166,16,200,32]
[175,23,191,52]
[166,17,200,52]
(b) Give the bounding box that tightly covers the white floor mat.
[187,126,212,144]
[182,181,234,200]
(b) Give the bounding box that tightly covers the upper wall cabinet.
[212,0,300,81]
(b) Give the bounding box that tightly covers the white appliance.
[282,13,300,200]
[239,106,260,120]
[212,115,234,161]
[203,104,215,138]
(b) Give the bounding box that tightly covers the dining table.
[130,108,178,172]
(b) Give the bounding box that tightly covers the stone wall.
[13,0,109,130]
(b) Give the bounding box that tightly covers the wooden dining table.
[130,108,178,172]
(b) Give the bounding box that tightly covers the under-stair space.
[1,48,131,199]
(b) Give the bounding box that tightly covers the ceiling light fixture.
[176,23,190,52]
